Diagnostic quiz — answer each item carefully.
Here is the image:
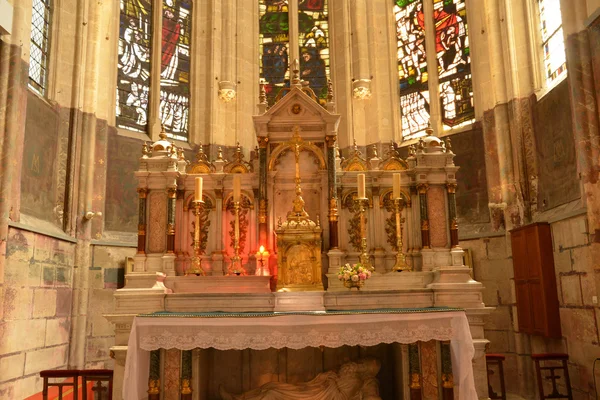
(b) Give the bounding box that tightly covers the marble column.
[446,183,459,248]
[167,187,177,253]
[417,184,430,249]
[326,135,339,249]
[137,188,148,254]
[258,137,269,246]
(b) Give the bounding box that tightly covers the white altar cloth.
[123,308,477,400]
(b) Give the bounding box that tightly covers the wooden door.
[511,229,533,333]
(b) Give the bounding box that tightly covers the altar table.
[123,308,477,400]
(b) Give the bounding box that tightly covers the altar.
[123,308,477,400]
[106,73,492,400]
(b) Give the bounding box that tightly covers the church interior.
[1,0,600,399]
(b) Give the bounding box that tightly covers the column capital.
[325,135,337,148]
[257,136,269,148]
[417,183,429,194]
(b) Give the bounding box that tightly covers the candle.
[393,173,401,199]
[195,177,203,202]
[357,173,366,199]
[233,175,241,202]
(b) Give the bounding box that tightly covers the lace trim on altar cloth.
[138,319,458,351]
[138,307,463,319]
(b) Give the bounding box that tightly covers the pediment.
[253,87,340,142]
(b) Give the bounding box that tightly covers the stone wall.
[84,245,134,369]
[0,228,74,398]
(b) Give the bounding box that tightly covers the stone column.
[350,0,372,98]
[0,1,29,293]
[561,0,600,268]
[163,186,177,276]
[446,183,459,248]
[149,0,164,140]
[218,0,236,102]
[258,136,269,246]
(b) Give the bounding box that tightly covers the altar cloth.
[123,308,477,400]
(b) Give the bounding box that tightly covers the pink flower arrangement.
[337,263,372,284]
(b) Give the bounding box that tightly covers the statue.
[219,358,382,400]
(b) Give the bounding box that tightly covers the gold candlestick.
[392,197,411,272]
[355,197,372,270]
[228,200,246,275]
[187,200,206,276]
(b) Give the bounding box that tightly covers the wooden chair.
[40,370,80,400]
[531,353,573,400]
[80,369,114,400]
[486,354,507,400]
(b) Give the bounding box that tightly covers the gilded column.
[167,187,177,253]
[180,350,193,399]
[446,183,459,248]
[258,136,269,245]
[326,135,339,249]
[148,350,161,400]
[137,188,148,254]
[417,184,430,249]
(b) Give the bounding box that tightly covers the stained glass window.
[298,0,330,103]
[539,0,566,85]
[29,0,52,95]
[160,0,192,141]
[394,0,429,138]
[259,0,291,106]
[259,0,330,106]
[434,0,474,129]
[116,0,153,133]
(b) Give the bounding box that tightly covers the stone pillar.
[561,0,600,271]
[288,0,299,63]
[350,0,372,98]
[218,0,236,101]
[258,136,269,246]
[446,183,459,248]
[149,0,163,140]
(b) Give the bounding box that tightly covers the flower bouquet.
[338,263,371,290]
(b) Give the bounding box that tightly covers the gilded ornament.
[446,183,457,193]
[148,379,160,395]
[181,378,192,395]
[291,103,302,114]
[409,373,421,389]
[442,373,454,388]
[417,183,429,194]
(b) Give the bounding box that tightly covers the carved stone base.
[326,248,345,274]
[274,291,325,312]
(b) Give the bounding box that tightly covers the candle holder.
[354,197,372,270]
[187,200,206,276]
[227,200,247,275]
[392,197,411,272]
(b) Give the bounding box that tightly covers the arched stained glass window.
[259,0,330,106]
[29,0,53,96]
[116,0,153,133]
[434,0,474,130]
[394,0,430,139]
[538,0,566,85]
[116,0,192,140]
[394,0,474,140]
[160,0,192,141]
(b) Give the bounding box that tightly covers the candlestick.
[233,175,241,202]
[187,200,206,276]
[195,177,202,202]
[357,173,366,199]
[393,173,401,199]
[392,197,411,272]
[355,197,372,270]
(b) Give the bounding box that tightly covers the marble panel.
[427,186,448,248]
[420,340,439,399]
[147,191,167,253]
[163,349,181,400]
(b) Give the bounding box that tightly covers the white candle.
[357,173,366,199]
[195,177,203,202]
[233,175,241,202]
[393,173,401,199]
